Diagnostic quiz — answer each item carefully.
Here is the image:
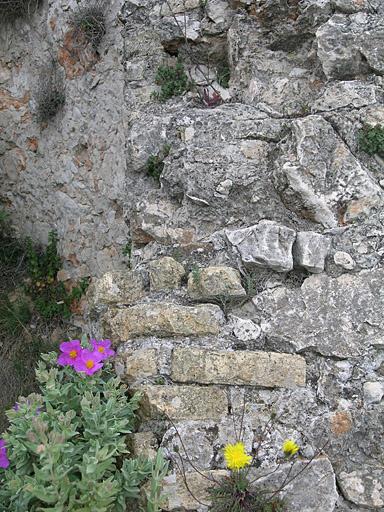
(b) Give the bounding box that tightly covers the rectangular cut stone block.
[139,385,228,421]
[171,348,306,388]
[103,303,223,341]
[125,349,158,383]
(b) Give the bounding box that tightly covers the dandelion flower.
[90,339,115,360]
[282,439,299,457]
[57,340,82,366]
[0,439,10,469]
[224,442,252,471]
[73,349,103,375]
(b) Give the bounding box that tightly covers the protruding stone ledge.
[171,348,306,388]
[187,266,246,301]
[103,303,224,341]
[139,385,228,421]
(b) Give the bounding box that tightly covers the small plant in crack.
[359,125,384,157]
[146,144,171,184]
[70,0,106,50]
[153,62,192,102]
[216,61,231,89]
[35,61,65,123]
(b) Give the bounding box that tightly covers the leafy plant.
[26,231,89,320]
[0,347,168,511]
[70,0,106,50]
[0,297,31,337]
[146,144,171,183]
[0,0,41,24]
[216,62,230,89]
[35,61,65,123]
[153,62,191,102]
[359,125,384,157]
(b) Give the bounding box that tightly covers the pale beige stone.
[149,256,185,291]
[87,271,145,306]
[128,432,158,459]
[188,265,246,301]
[125,349,158,382]
[162,471,228,511]
[171,348,306,388]
[103,303,223,341]
[139,385,228,421]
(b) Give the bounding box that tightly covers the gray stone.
[338,468,384,509]
[316,13,384,79]
[312,81,379,112]
[149,256,186,291]
[333,251,356,270]
[226,221,296,272]
[187,266,246,300]
[293,232,330,273]
[254,458,338,512]
[253,269,384,357]
[229,315,261,342]
[275,116,383,227]
[363,381,384,404]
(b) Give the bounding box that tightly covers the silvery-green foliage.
[0,352,168,512]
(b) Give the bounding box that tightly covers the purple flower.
[57,340,83,366]
[90,339,115,360]
[13,403,19,411]
[0,439,10,469]
[73,349,103,375]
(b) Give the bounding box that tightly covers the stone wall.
[1,0,384,509]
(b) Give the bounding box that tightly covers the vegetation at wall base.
[359,125,384,157]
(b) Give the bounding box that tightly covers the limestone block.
[171,348,306,388]
[149,256,186,291]
[226,220,296,272]
[187,266,246,300]
[125,349,158,383]
[139,385,228,421]
[103,303,224,341]
[87,271,145,306]
[293,231,330,273]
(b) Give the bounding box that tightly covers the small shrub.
[26,231,89,320]
[35,62,65,123]
[359,125,384,157]
[153,62,191,102]
[0,341,168,511]
[216,61,230,89]
[146,144,171,183]
[70,0,106,50]
[0,0,41,24]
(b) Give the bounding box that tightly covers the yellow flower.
[224,442,252,470]
[282,439,299,457]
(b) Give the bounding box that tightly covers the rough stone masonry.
[1,0,384,510]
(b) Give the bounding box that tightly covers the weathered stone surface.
[171,348,306,388]
[293,232,330,273]
[338,468,384,509]
[128,432,158,459]
[149,256,185,291]
[162,471,228,511]
[104,303,224,341]
[187,266,246,300]
[124,349,158,383]
[333,251,356,270]
[253,269,384,357]
[312,81,379,112]
[226,221,296,272]
[316,14,384,79]
[254,458,338,512]
[275,116,383,227]
[363,381,384,405]
[229,315,261,342]
[87,271,145,306]
[139,385,228,421]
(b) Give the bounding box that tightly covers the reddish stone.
[27,137,39,152]
[58,29,99,79]
[330,411,353,436]
[0,89,29,111]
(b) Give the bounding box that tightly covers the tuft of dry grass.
[35,61,65,123]
[0,0,41,24]
[70,1,106,50]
